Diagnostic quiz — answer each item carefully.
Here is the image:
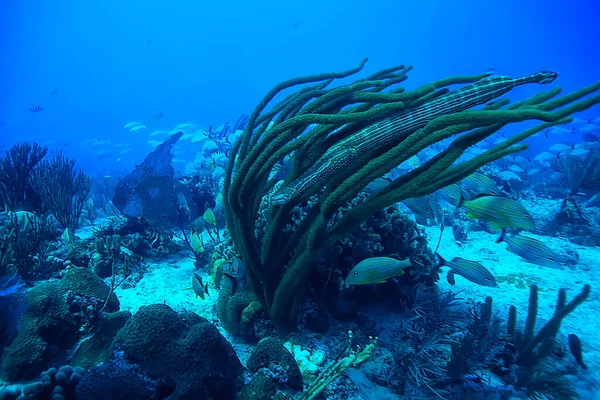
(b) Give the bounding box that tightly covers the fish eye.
[352,271,358,276]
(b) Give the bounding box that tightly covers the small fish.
[223,258,247,295]
[534,152,556,164]
[446,270,456,285]
[402,196,436,221]
[345,256,410,285]
[150,130,167,137]
[96,150,113,159]
[438,184,463,206]
[580,124,599,134]
[462,172,499,196]
[191,273,209,300]
[364,177,392,195]
[154,111,165,118]
[568,334,587,370]
[452,223,467,243]
[29,104,43,112]
[203,208,217,225]
[130,125,147,132]
[457,194,535,230]
[175,123,194,130]
[48,88,58,95]
[496,229,561,269]
[499,171,521,182]
[509,165,524,174]
[190,228,204,254]
[123,121,141,129]
[570,148,590,157]
[549,143,572,153]
[437,254,497,287]
[547,126,574,135]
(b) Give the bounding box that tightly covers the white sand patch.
[113,253,254,363]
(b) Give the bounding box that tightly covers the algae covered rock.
[247,337,303,390]
[0,267,119,382]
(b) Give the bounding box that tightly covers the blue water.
[1,0,598,176]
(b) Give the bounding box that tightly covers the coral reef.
[223,60,600,330]
[0,267,119,381]
[0,365,86,400]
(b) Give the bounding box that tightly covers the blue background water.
[1,0,598,176]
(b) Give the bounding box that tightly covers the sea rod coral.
[223,58,600,330]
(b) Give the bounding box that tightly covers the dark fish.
[364,177,392,195]
[583,132,599,142]
[29,104,43,112]
[154,111,165,118]
[191,273,209,300]
[496,229,562,269]
[568,334,587,370]
[457,194,535,230]
[452,223,467,243]
[223,257,247,295]
[446,270,456,285]
[437,253,497,288]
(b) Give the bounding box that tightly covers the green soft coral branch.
[223,57,600,330]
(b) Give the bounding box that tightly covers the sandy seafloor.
[108,223,600,399]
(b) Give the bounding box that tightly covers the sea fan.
[551,146,600,195]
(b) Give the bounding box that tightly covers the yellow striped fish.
[457,194,534,230]
[345,256,411,285]
[496,229,562,269]
[438,184,464,206]
[462,172,499,196]
[191,273,210,300]
[437,253,497,287]
[402,196,436,220]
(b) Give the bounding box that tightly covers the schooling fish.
[436,253,497,288]
[345,256,411,286]
[462,172,499,196]
[29,104,43,112]
[123,121,141,129]
[191,273,209,300]
[457,194,535,230]
[496,229,562,269]
[568,334,587,370]
[438,184,464,206]
[402,196,436,220]
[364,177,392,195]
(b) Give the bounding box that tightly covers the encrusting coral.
[223,59,600,330]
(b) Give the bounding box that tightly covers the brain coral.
[111,303,243,399]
